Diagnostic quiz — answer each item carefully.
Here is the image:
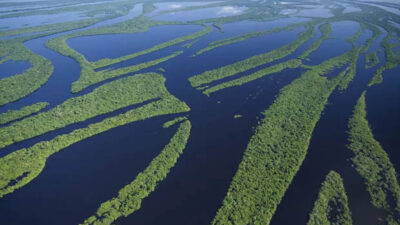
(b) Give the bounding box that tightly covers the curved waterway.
[0,4,143,113]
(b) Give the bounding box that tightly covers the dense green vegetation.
[163,116,188,128]
[0,73,183,149]
[212,50,354,225]
[82,119,191,225]
[1,1,400,224]
[307,171,352,225]
[189,24,315,88]
[0,41,53,106]
[0,76,189,198]
[365,52,380,69]
[203,59,302,95]
[0,102,48,125]
[348,92,400,224]
[71,51,183,92]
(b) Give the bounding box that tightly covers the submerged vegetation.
[307,171,352,225]
[348,92,400,224]
[82,119,191,225]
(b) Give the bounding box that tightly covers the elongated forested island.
[0,0,399,225]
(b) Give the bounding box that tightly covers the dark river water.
[0,4,399,225]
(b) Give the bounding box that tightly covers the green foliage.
[212,51,353,225]
[0,76,190,199]
[192,21,307,57]
[368,35,400,86]
[307,171,352,225]
[365,52,380,69]
[0,73,185,149]
[0,102,48,125]
[203,59,302,95]
[189,24,316,88]
[163,116,187,128]
[0,41,53,106]
[299,23,332,60]
[71,51,183,93]
[348,92,400,224]
[81,120,191,225]
[233,114,242,119]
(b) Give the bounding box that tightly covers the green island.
[211,49,355,225]
[0,73,184,149]
[192,21,307,57]
[188,23,316,89]
[348,92,400,224]
[307,171,352,225]
[163,116,188,128]
[369,34,400,86]
[0,75,190,198]
[81,119,191,225]
[71,50,184,93]
[299,23,332,60]
[199,22,347,96]
[0,41,53,106]
[365,52,380,69]
[203,59,302,95]
[0,102,49,125]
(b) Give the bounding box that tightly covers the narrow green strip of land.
[188,23,315,88]
[0,73,181,149]
[348,92,400,224]
[0,89,189,199]
[212,50,353,225]
[0,102,48,125]
[203,59,302,95]
[71,51,183,93]
[92,26,212,69]
[307,171,352,225]
[82,119,191,225]
[163,116,188,128]
[299,23,332,60]
[192,22,306,57]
